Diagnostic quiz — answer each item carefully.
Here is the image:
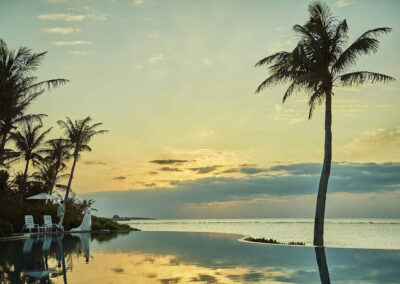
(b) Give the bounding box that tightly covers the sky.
[1,0,399,218]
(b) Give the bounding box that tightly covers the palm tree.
[11,123,52,193]
[57,117,108,204]
[34,161,69,195]
[255,1,394,246]
[0,39,69,165]
[38,139,72,194]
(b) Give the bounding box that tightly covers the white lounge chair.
[22,215,43,233]
[43,215,58,232]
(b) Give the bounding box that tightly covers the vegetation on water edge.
[92,216,138,232]
[245,237,305,246]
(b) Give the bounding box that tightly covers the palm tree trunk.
[313,90,332,246]
[21,158,30,194]
[64,153,78,204]
[49,164,60,195]
[0,133,8,165]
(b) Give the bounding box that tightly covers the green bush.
[0,219,13,237]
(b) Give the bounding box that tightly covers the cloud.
[343,127,400,154]
[70,50,93,56]
[203,58,211,65]
[83,160,106,166]
[81,162,400,218]
[84,7,109,21]
[336,0,352,7]
[160,167,182,172]
[47,0,66,2]
[44,27,81,35]
[148,54,163,63]
[150,160,190,165]
[274,105,305,125]
[198,129,214,137]
[190,166,221,174]
[134,0,144,6]
[113,176,126,180]
[38,13,85,22]
[222,165,267,175]
[239,167,268,175]
[147,32,159,39]
[53,41,93,46]
[149,171,158,175]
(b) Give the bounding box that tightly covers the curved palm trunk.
[49,162,61,195]
[313,91,332,246]
[64,153,78,204]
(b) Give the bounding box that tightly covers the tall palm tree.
[38,138,72,194]
[255,1,394,246]
[57,117,108,204]
[0,39,69,164]
[11,123,52,193]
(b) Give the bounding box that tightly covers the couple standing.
[57,201,92,231]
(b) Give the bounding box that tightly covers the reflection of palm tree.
[11,123,51,193]
[255,2,394,246]
[57,117,108,203]
[315,247,331,284]
[0,39,68,165]
[56,235,68,284]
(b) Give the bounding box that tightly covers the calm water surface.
[124,218,400,249]
[1,231,399,283]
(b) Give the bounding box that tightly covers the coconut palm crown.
[57,116,108,203]
[255,1,394,246]
[11,123,52,193]
[0,39,69,165]
[38,138,72,194]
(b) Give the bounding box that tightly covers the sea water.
[124,218,400,249]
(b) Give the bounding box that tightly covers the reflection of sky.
[1,231,400,283]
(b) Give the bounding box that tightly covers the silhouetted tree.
[11,123,51,193]
[0,39,68,165]
[255,1,394,245]
[38,138,72,194]
[57,117,107,204]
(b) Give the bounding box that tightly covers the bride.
[71,208,92,232]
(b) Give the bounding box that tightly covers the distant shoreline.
[113,216,156,221]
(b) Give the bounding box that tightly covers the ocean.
[123,218,400,250]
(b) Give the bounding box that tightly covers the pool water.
[0,231,399,283]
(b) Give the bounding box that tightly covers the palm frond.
[308,87,325,119]
[255,51,291,67]
[332,27,392,73]
[336,71,395,86]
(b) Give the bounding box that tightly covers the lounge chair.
[22,215,43,233]
[43,215,58,232]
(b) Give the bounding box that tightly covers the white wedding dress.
[71,209,92,232]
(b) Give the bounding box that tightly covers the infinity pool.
[1,231,399,283]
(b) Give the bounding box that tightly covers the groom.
[57,201,65,230]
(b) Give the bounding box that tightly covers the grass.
[245,237,305,246]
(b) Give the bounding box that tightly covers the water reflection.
[315,247,330,284]
[0,231,399,283]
